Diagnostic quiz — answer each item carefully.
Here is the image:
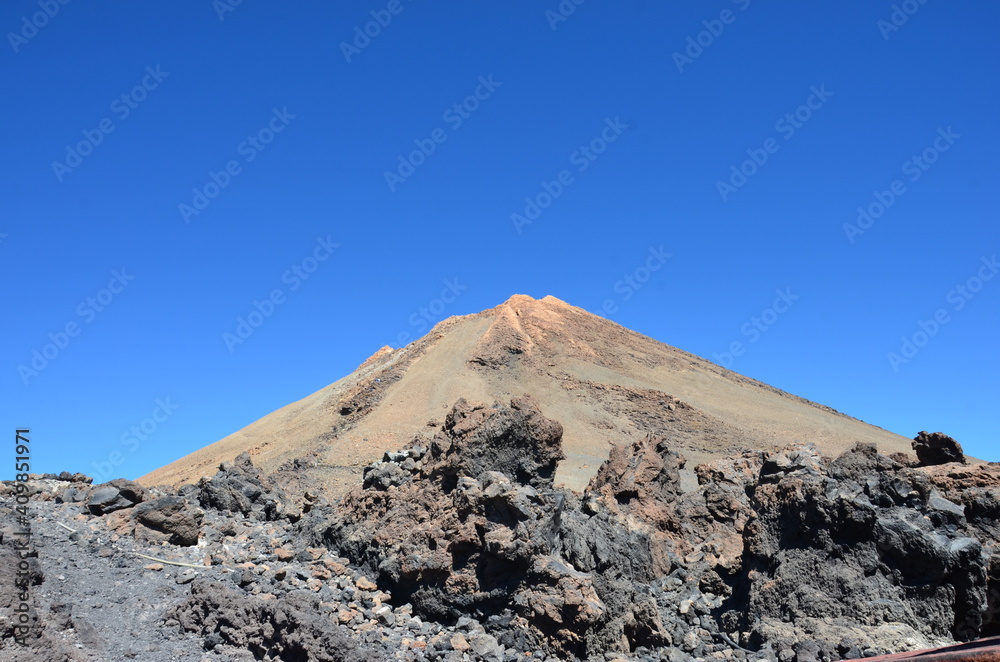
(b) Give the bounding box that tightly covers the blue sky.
[3,1,997,482]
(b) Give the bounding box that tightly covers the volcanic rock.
[296,397,999,660]
[912,431,965,466]
[730,441,988,652]
[301,396,649,657]
[132,496,204,547]
[167,578,377,662]
[190,451,294,521]
[86,478,145,515]
[425,395,564,489]
[4,414,1000,661]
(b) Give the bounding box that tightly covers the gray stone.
[86,479,144,515]
[132,496,204,546]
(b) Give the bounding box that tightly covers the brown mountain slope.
[139,294,914,496]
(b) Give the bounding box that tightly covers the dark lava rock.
[361,461,409,491]
[429,395,565,490]
[132,496,204,546]
[22,396,996,661]
[193,451,293,521]
[86,478,145,515]
[729,441,988,651]
[299,399,1000,660]
[167,578,378,661]
[301,397,617,658]
[912,431,965,466]
[56,486,87,504]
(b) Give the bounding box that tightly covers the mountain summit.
[140,294,910,495]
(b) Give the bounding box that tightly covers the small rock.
[176,570,198,585]
[356,575,377,591]
[451,633,471,652]
[375,605,395,626]
[468,632,503,660]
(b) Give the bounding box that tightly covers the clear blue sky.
[3,1,997,481]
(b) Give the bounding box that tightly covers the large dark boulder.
[428,395,565,490]
[86,479,144,515]
[301,397,624,658]
[913,431,965,466]
[729,442,988,651]
[132,496,203,546]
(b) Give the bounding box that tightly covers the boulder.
[86,479,144,515]
[729,442,989,652]
[132,496,204,546]
[912,431,965,466]
[427,395,564,489]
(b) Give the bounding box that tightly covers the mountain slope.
[139,294,913,495]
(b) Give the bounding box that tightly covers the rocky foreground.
[2,397,998,661]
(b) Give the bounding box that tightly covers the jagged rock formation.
[298,396,1000,660]
[181,451,295,522]
[3,398,998,661]
[299,396,609,657]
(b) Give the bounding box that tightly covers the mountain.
[139,294,912,495]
